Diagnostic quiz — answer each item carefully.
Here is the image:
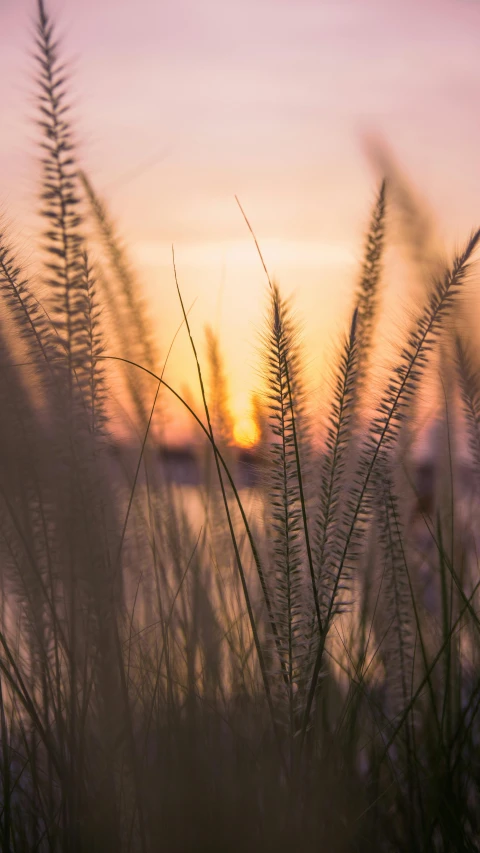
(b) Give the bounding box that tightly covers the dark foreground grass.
[1,2,480,850]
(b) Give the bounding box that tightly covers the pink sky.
[2,0,480,441]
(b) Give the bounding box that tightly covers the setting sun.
[233,416,260,448]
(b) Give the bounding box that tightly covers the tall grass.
[1,2,480,850]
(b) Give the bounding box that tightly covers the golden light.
[233,416,260,449]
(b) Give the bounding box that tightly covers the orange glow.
[233,416,260,449]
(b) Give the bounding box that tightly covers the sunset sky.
[2,0,480,442]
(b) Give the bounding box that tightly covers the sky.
[2,0,480,443]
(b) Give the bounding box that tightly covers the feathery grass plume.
[34,6,137,820]
[80,171,162,435]
[171,249,282,759]
[95,261,151,429]
[0,251,76,766]
[0,307,73,823]
[355,180,386,389]
[368,142,452,451]
[74,251,107,437]
[232,202,323,752]
[0,333,51,624]
[34,3,125,800]
[361,234,479,620]
[205,326,234,448]
[262,282,310,736]
[0,232,54,371]
[314,307,358,627]
[79,170,158,374]
[35,0,83,391]
[301,229,480,749]
[367,230,480,459]
[455,333,480,485]
[374,470,415,722]
[364,135,445,285]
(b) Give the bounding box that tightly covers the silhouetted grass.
[1,3,480,851]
